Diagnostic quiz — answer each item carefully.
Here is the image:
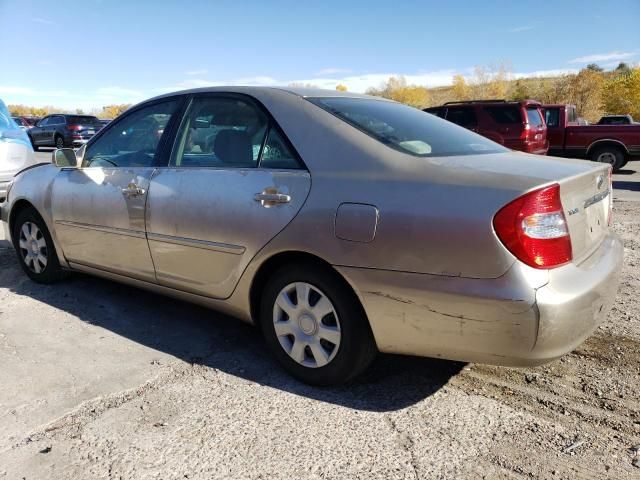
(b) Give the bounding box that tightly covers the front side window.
[308,97,505,157]
[83,99,179,168]
[171,97,268,168]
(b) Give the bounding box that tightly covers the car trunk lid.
[558,164,612,264]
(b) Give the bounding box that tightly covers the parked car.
[0,100,37,203]
[543,104,640,170]
[1,88,622,385]
[28,114,103,150]
[12,117,31,130]
[424,99,549,155]
[597,114,636,125]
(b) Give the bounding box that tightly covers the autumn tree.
[366,76,430,108]
[567,68,604,122]
[602,67,640,118]
[471,62,511,99]
[451,75,471,100]
[99,104,131,119]
[335,84,348,92]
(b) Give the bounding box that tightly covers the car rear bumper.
[336,232,622,366]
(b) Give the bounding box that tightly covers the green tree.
[585,63,603,72]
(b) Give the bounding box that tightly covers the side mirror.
[52,148,78,168]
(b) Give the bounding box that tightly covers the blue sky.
[1,0,638,110]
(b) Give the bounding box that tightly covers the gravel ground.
[0,159,638,479]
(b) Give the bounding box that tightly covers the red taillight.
[66,124,82,131]
[519,123,531,140]
[494,184,572,269]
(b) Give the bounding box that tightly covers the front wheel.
[13,207,67,284]
[260,264,377,386]
[591,146,625,171]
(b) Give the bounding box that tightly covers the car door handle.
[122,183,146,197]
[254,191,291,206]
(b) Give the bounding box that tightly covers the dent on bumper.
[336,233,622,366]
[532,234,623,363]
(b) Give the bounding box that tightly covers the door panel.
[146,168,311,298]
[51,167,157,281]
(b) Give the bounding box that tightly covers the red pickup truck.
[543,104,640,170]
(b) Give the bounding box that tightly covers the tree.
[615,62,631,74]
[567,68,604,122]
[451,75,471,100]
[585,63,603,72]
[99,104,131,119]
[510,80,531,101]
[335,84,348,92]
[471,62,512,99]
[603,67,640,118]
[366,76,430,108]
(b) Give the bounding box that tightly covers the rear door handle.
[122,183,146,197]
[254,191,291,206]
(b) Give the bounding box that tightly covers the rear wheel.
[55,135,65,149]
[12,207,67,284]
[259,264,377,386]
[591,146,625,171]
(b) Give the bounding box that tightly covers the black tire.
[259,263,377,386]
[590,146,625,171]
[55,135,65,149]
[12,207,67,284]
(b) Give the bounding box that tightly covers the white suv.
[0,99,37,203]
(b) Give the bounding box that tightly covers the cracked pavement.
[0,155,639,479]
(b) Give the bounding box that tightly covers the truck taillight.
[493,184,572,269]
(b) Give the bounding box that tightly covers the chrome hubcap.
[18,222,48,274]
[597,152,616,165]
[273,282,341,368]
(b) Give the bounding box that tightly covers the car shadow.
[614,168,637,175]
[613,180,640,192]
[0,247,463,412]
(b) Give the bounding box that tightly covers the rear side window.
[445,107,477,127]
[526,107,544,127]
[424,107,445,118]
[259,127,302,169]
[545,108,559,127]
[484,106,522,124]
[567,106,578,123]
[68,115,102,126]
[308,97,506,157]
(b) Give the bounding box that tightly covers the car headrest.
[214,129,253,166]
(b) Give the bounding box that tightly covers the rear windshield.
[484,106,522,124]
[68,115,102,126]
[526,107,544,127]
[308,97,506,157]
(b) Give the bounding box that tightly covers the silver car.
[0,88,623,385]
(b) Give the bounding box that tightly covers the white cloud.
[315,67,353,76]
[508,26,534,33]
[32,17,55,25]
[185,69,208,76]
[568,51,637,64]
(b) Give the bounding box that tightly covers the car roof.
[140,86,381,107]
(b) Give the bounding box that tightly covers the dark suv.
[425,99,549,155]
[28,114,103,150]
